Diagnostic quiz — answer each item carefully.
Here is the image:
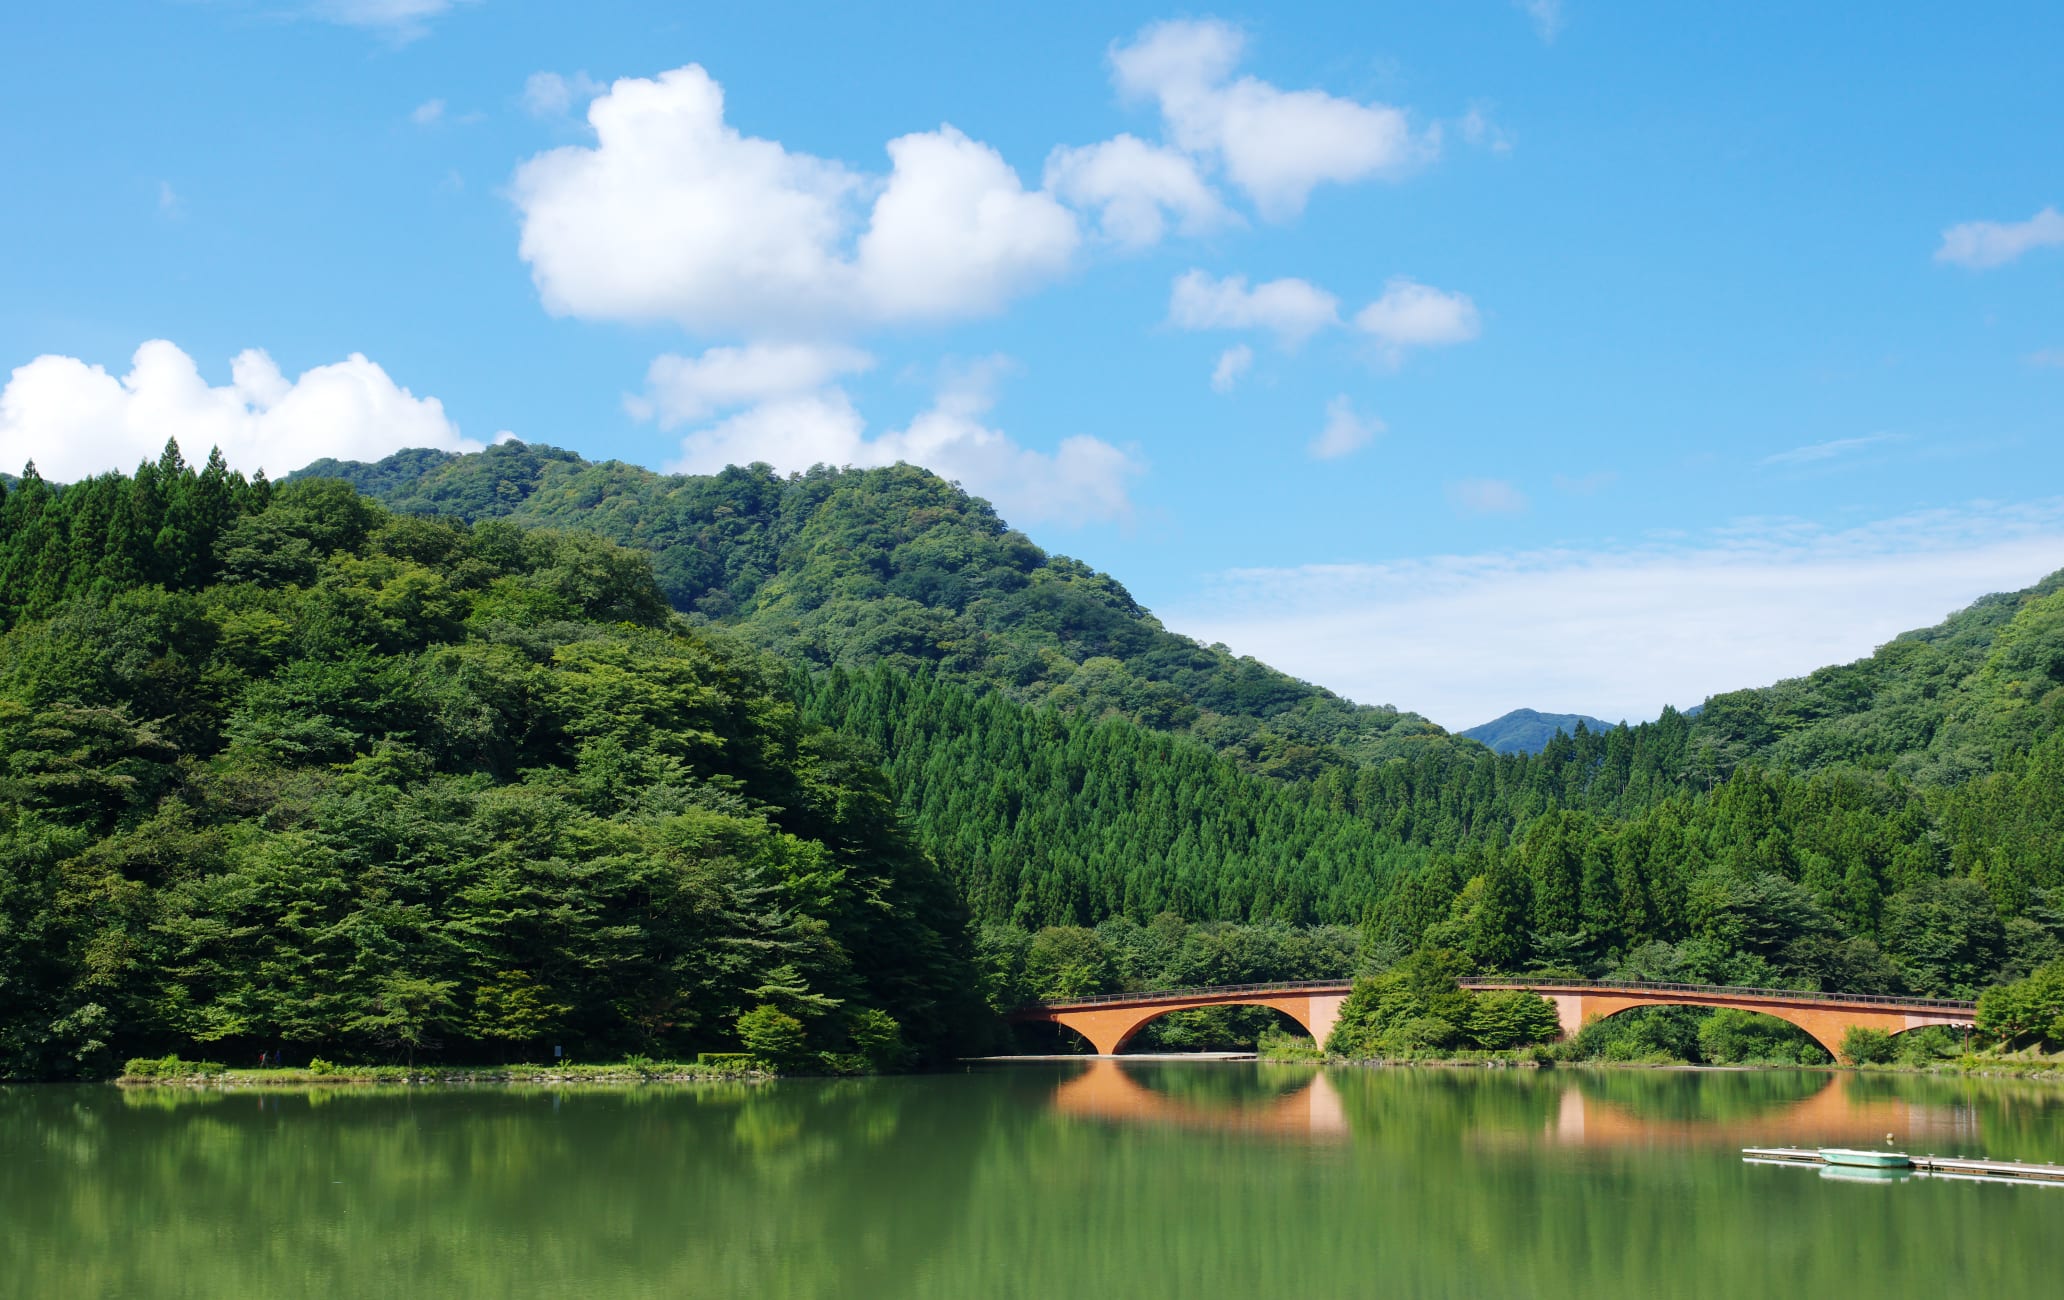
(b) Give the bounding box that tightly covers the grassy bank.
[117,1054,769,1087]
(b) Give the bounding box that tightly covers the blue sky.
[3,1,2061,728]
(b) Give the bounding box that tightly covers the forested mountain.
[294,442,1458,775]
[0,448,981,1078]
[1691,572,2064,784]
[298,442,2064,797]
[805,666,2064,1002]
[9,441,2064,1073]
[1460,709,1617,755]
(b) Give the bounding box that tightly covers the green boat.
[1819,1148,1912,1169]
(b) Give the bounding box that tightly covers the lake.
[5,1063,2059,1297]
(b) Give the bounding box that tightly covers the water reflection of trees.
[0,1080,999,1297]
[8,1070,2062,1298]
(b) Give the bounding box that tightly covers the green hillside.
[0,449,979,1078]
[805,665,2064,1004]
[293,442,1458,775]
[1691,572,2064,783]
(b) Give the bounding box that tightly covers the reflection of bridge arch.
[1462,980,1976,1058]
[1541,1074,1975,1149]
[1011,979,1976,1060]
[1052,1060,1346,1140]
[1013,985,1349,1056]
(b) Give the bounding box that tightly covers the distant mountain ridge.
[293,441,2064,787]
[1459,709,1619,755]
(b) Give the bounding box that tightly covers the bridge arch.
[1028,988,1349,1056]
[1498,984,1977,1062]
[1562,997,1848,1057]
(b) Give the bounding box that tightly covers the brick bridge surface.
[1009,979,1976,1059]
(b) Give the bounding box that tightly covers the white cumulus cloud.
[633,342,873,427]
[511,65,1079,334]
[1309,395,1382,460]
[664,361,1139,526]
[1168,270,1339,347]
[1935,206,2064,269]
[1043,134,1229,249]
[1354,278,1482,352]
[0,340,482,482]
[1110,19,1431,220]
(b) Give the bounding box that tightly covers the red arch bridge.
[1008,978,1976,1060]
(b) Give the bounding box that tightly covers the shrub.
[1896,1024,1962,1065]
[1698,1009,1830,1065]
[307,1057,339,1076]
[1840,1026,1899,1065]
[695,1052,757,1071]
[1465,990,1563,1050]
[123,1055,226,1078]
[736,1005,808,1071]
[1257,1025,1323,1062]
[847,1008,911,1072]
[1565,1006,1704,1062]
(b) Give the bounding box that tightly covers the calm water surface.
[5,1063,2060,1297]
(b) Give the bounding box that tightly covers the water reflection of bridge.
[1049,1062,1977,1152]
[1542,1074,1977,1149]
[1052,1061,1348,1141]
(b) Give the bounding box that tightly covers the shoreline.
[110,1063,769,1089]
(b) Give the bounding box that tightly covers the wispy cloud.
[156,181,181,218]
[522,70,607,118]
[1309,396,1382,460]
[410,98,446,126]
[2028,348,2064,369]
[1210,344,1253,394]
[1760,433,1904,466]
[1516,0,1565,42]
[1447,478,1527,515]
[308,0,466,41]
[1165,500,2064,730]
[1552,470,1617,495]
[1936,206,2064,270]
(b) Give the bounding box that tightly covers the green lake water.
[5,1063,2059,1298]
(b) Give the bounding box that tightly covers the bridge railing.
[1016,978,1352,1012]
[1458,977,1976,1013]
[1016,976,1976,1014]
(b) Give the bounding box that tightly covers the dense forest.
[0,448,981,1078]
[808,666,2064,996]
[295,442,1457,774]
[6,441,2064,1075]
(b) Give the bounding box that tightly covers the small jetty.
[1744,1147,2064,1186]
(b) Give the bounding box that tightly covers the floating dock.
[1744,1147,2064,1186]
